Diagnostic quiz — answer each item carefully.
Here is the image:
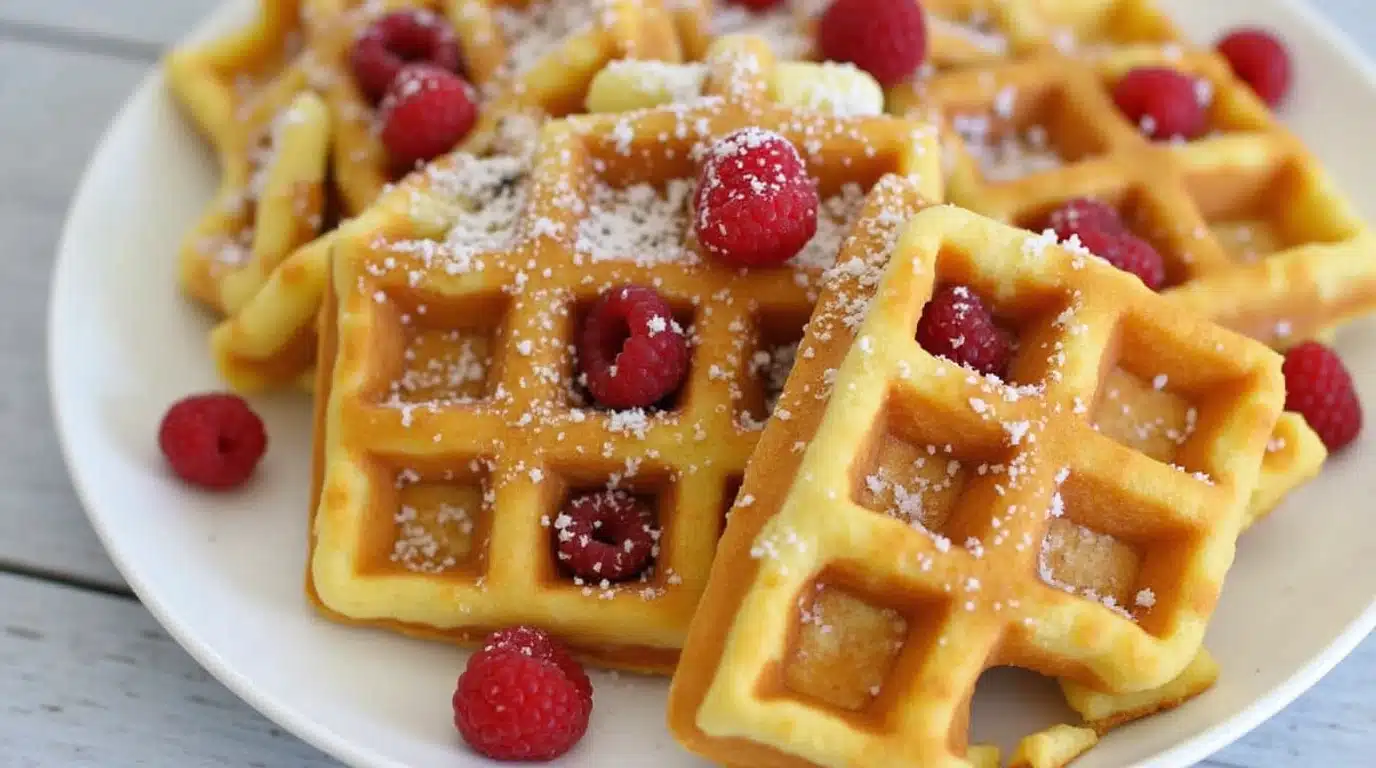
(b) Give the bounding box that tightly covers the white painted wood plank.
[0,41,157,590]
[0,0,220,50]
[1204,636,1376,767]
[0,573,336,766]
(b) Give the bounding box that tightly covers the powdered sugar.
[493,0,605,80]
[575,179,698,265]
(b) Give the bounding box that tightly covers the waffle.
[580,37,1332,535]
[666,204,1287,766]
[306,34,942,672]
[1059,646,1218,734]
[891,43,1376,348]
[203,0,683,391]
[164,0,332,317]
[669,0,1180,70]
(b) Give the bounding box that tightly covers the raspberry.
[554,491,658,582]
[693,128,819,268]
[916,285,1013,378]
[453,648,590,761]
[379,63,478,171]
[1282,342,1362,451]
[1041,198,1124,242]
[479,626,593,705]
[1076,228,1166,291]
[350,10,464,104]
[1112,67,1207,141]
[817,0,927,87]
[157,394,267,490]
[1217,28,1291,108]
[578,285,689,409]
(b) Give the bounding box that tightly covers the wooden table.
[2,0,1374,764]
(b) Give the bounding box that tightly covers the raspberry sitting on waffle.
[305,33,942,674]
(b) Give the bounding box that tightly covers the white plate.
[47,0,1376,766]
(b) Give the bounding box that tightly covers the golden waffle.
[667,204,1287,766]
[304,0,683,212]
[307,35,942,671]
[892,44,1376,348]
[165,0,332,316]
[1059,646,1218,734]
[206,0,684,392]
[669,0,1179,70]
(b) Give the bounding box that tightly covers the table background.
[2,0,1374,765]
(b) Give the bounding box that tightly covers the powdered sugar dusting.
[576,179,698,265]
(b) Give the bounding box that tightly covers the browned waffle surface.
[307,36,942,671]
[892,43,1376,348]
[667,203,1285,767]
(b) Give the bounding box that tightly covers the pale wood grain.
[0,573,336,767]
[1206,636,1376,767]
[0,40,155,591]
[0,0,220,51]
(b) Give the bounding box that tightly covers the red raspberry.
[1282,342,1362,451]
[1076,228,1166,291]
[553,491,658,582]
[350,10,464,104]
[479,626,593,705]
[1217,28,1291,108]
[1041,198,1124,242]
[694,128,819,268]
[578,285,689,409]
[452,648,590,761]
[916,285,1013,378]
[817,0,927,87]
[379,63,478,171]
[1112,67,1207,141]
[158,394,267,490]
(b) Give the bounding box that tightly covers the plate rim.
[44,0,1376,766]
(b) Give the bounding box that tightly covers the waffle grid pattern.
[892,44,1376,348]
[192,0,682,391]
[307,37,942,671]
[670,204,1285,767]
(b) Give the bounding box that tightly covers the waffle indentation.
[783,583,910,711]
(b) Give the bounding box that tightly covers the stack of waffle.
[162,0,1371,765]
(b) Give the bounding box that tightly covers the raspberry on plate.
[817,0,927,87]
[479,626,593,705]
[350,9,464,104]
[1076,228,1166,291]
[693,127,819,268]
[916,285,1013,378]
[1217,27,1292,108]
[553,491,658,583]
[158,393,267,490]
[1041,198,1124,242]
[1112,66,1208,141]
[578,285,689,409]
[453,647,591,761]
[379,63,478,171]
[1282,341,1362,451]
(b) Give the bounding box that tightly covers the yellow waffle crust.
[205,0,684,391]
[164,0,332,316]
[667,204,1287,767]
[670,0,1181,69]
[891,43,1376,348]
[307,35,943,671]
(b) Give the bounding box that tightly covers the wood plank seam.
[0,19,163,62]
